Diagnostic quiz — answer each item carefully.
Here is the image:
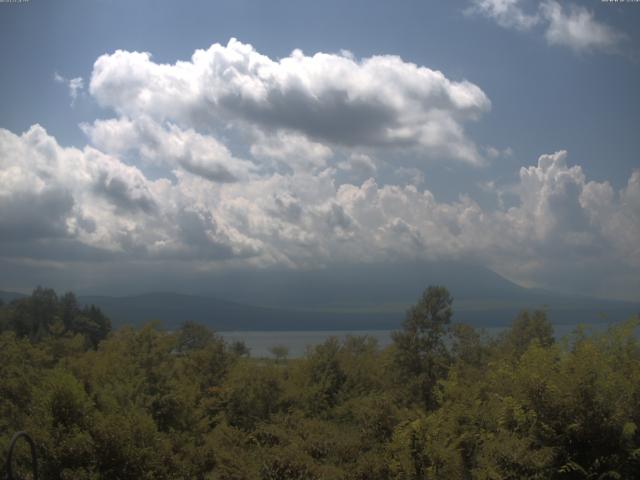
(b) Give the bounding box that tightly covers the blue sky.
[1,0,639,300]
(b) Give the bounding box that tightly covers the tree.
[59,292,80,334]
[73,305,111,348]
[8,287,59,340]
[1,288,111,349]
[302,337,347,414]
[230,339,251,357]
[270,345,290,363]
[176,320,215,352]
[450,323,488,368]
[220,360,283,430]
[501,309,554,357]
[392,285,453,409]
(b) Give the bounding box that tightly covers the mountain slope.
[4,260,638,331]
[79,261,639,330]
[77,292,397,331]
[0,290,26,304]
[198,260,528,308]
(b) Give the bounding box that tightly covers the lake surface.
[220,322,616,358]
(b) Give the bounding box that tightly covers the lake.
[220,322,616,358]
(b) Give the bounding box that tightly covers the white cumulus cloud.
[89,38,490,164]
[2,39,639,299]
[82,116,256,182]
[3,121,639,298]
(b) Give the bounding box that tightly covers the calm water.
[220,322,615,358]
[221,329,393,358]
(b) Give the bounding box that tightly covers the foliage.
[0,287,111,348]
[391,285,453,409]
[1,287,639,479]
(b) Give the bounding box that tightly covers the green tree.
[59,292,80,334]
[270,345,290,363]
[176,320,215,352]
[300,338,346,415]
[450,322,487,367]
[230,339,251,357]
[8,287,59,340]
[2,288,110,349]
[392,285,453,409]
[219,360,283,430]
[500,309,554,357]
[76,305,111,348]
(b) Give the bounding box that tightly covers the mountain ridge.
[2,261,638,330]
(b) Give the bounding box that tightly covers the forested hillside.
[1,287,639,479]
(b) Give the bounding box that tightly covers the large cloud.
[1,39,639,299]
[0,125,259,263]
[2,122,639,298]
[88,38,490,164]
[82,116,256,182]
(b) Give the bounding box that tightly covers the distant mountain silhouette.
[0,290,26,304]
[79,261,640,330]
[198,260,530,308]
[2,261,638,330]
[76,292,397,330]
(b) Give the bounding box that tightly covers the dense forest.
[1,287,639,479]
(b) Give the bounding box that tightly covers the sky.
[0,0,639,301]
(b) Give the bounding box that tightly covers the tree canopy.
[1,286,639,479]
